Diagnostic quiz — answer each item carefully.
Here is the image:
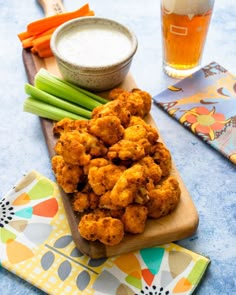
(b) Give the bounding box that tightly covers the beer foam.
[163,0,214,16]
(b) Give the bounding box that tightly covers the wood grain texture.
[37,0,65,17]
[22,0,199,258]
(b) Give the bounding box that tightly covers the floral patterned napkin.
[153,61,236,164]
[0,171,210,295]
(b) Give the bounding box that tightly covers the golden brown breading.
[109,209,125,219]
[92,208,112,218]
[51,155,84,193]
[72,192,90,212]
[72,191,99,212]
[88,162,125,195]
[107,139,146,164]
[146,176,181,219]
[128,116,159,143]
[128,116,145,126]
[87,115,124,146]
[124,124,147,141]
[89,192,100,210]
[97,217,124,246]
[150,142,172,177]
[78,213,98,241]
[108,88,152,117]
[116,91,145,117]
[122,204,148,234]
[83,158,109,175]
[78,213,124,245]
[112,89,151,118]
[123,123,158,154]
[55,130,107,166]
[138,156,162,184]
[108,88,129,100]
[99,191,123,211]
[124,124,158,147]
[131,88,152,117]
[94,206,124,220]
[133,188,149,205]
[110,164,146,207]
[145,178,155,192]
[91,99,131,128]
[53,118,88,136]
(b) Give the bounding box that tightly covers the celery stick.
[24,97,87,121]
[25,83,91,119]
[59,79,109,104]
[35,69,102,111]
[39,68,108,104]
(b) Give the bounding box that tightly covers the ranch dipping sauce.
[56,24,133,67]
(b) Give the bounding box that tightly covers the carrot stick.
[32,34,51,51]
[27,3,90,35]
[36,26,57,37]
[37,47,53,58]
[18,31,32,41]
[22,37,35,48]
[84,10,95,16]
[30,47,37,54]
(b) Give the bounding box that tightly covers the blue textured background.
[0,1,235,294]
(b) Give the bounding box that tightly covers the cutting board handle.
[37,0,65,17]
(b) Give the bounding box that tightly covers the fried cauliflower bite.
[122,204,148,234]
[138,156,162,184]
[83,158,109,175]
[124,124,158,147]
[72,192,90,212]
[99,191,123,211]
[51,155,84,193]
[128,116,159,143]
[131,88,152,117]
[146,176,181,219]
[95,199,125,219]
[97,217,124,246]
[54,130,107,166]
[110,164,146,207]
[109,88,152,118]
[128,116,145,126]
[107,139,146,164]
[116,91,145,117]
[87,115,124,146]
[53,118,88,136]
[124,124,147,142]
[72,191,99,212]
[108,88,129,100]
[91,99,131,128]
[78,213,99,241]
[109,209,125,219]
[78,213,124,245]
[123,126,151,154]
[88,162,126,195]
[150,142,172,177]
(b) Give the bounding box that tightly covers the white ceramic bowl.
[50,16,138,92]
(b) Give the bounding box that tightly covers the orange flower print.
[180,106,231,140]
[0,172,58,264]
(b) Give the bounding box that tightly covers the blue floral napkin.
[153,62,236,164]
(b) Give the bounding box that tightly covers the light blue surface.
[0,0,235,294]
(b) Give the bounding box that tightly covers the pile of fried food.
[51,88,181,246]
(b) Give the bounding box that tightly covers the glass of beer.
[161,0,215,78]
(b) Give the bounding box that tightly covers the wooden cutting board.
[22,0,199,258]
